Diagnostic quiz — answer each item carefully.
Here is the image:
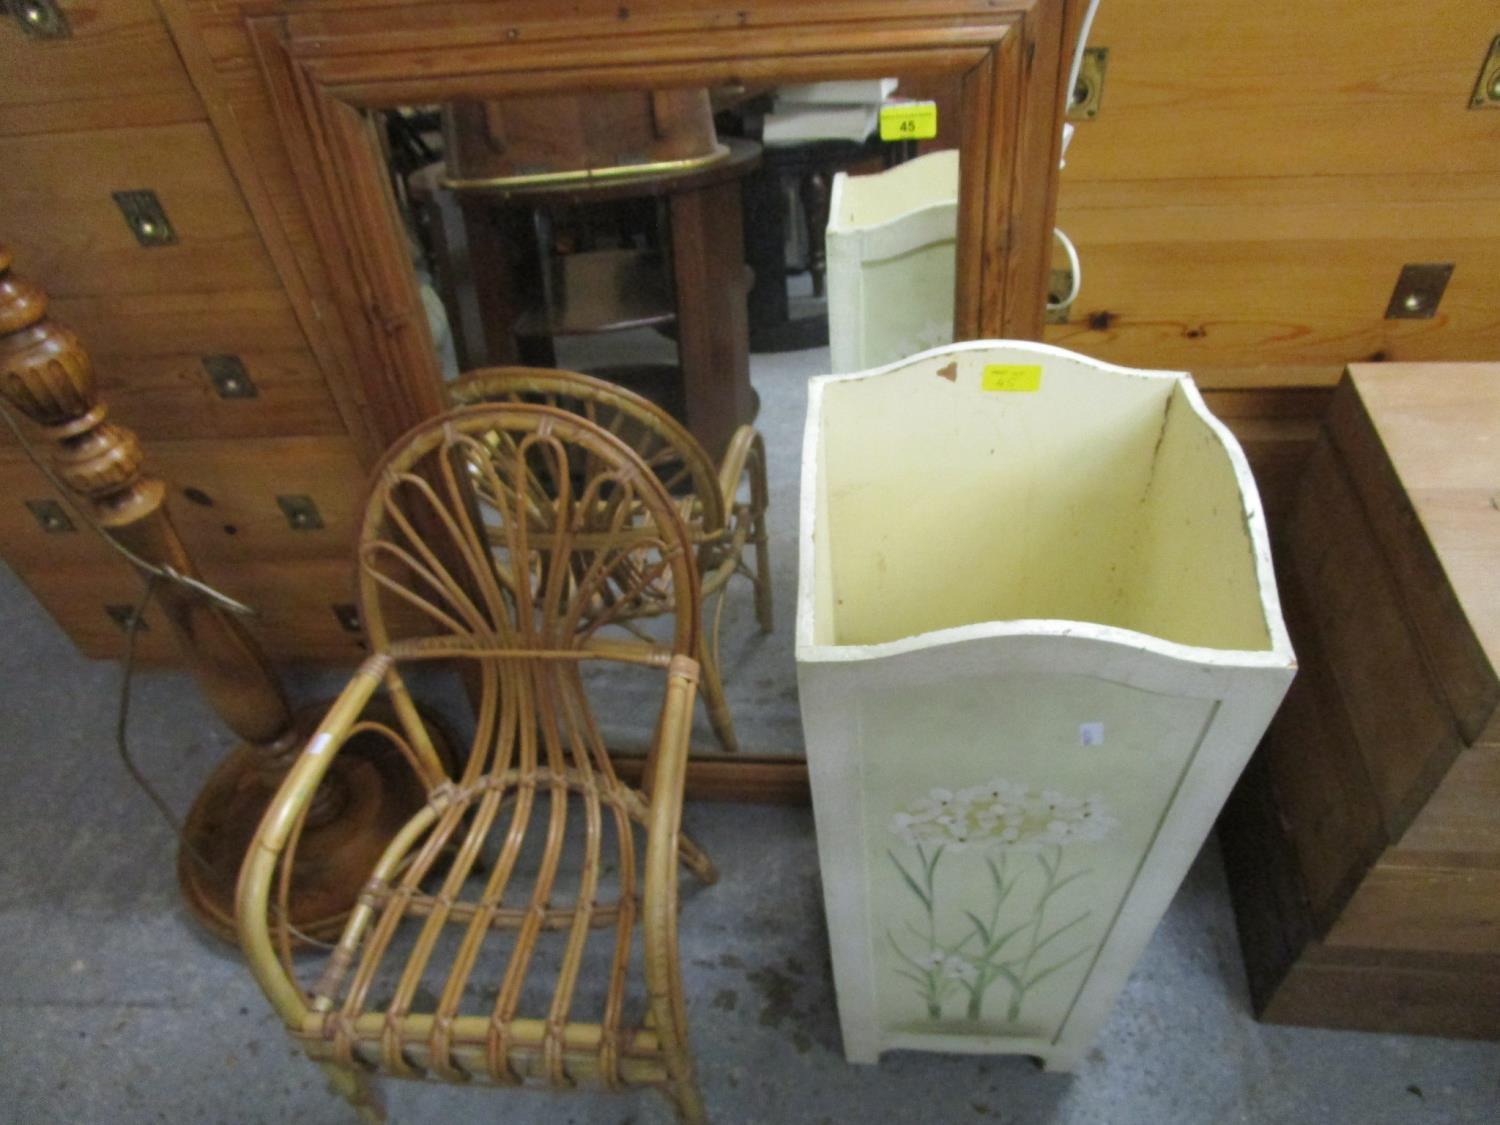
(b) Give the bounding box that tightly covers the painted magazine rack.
[796,341,1295,1068]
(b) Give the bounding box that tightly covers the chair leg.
[665,1074,710,1125]
[676,830,720,886]
[698,612,740,755]
[748,434,773,634]
[319,1061,385,1124]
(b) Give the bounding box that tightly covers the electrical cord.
[116,571,335,951]
[1048,227,1082,310]
[1047,0,1103,314]
[1067,0,1103,110]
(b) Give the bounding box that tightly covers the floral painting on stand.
[885,780,1117,1026]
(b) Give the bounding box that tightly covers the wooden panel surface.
[1284,437,1463,836]
[1259,548,1387,928]
[1046,174,1500,379]
[0,124,281,296]
[1324,374,1499,745]
[0,0,204,136]
[1341,363,1500,744]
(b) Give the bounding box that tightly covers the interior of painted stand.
[810,347,1275,653]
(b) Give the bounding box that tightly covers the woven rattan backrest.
[355,403,701,664]
[447,367,727,537]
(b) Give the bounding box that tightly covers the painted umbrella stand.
[796,341,1295,1069]
[824,148,959,375]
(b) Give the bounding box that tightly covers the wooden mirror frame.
[225,0,1079,459]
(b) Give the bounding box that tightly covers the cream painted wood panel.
[826,149,960,373]
[796,341,1294,1067]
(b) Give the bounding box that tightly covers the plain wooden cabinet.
[1220,362,1500,1039]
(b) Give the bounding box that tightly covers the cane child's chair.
[448,367,772,753]
[237,404,717,1123]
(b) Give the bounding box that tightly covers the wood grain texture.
[0,124,281,296]
[1339,363,1500,745]
[0,245,293,743]
[1397,744,1500,861]
[1256,545,1386,929]
[1261,944,1500,1040]
[47,291,309,355]
[1325,855,1500,957]
[0,350,344,447]
[614,753,810,804]
[1063,1,1500,183]
[669,179,756,460]
[1284,437,1463,837]
[1041,0,1500,379]
[154,0,1075,468]
[0,0,205,136]
[1221,362,1500,1038]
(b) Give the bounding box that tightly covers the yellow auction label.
[878,101,938,142]
[981,364,1043,392]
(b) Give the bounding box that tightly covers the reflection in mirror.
[376,75,964,759]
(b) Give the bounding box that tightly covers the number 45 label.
[879,101,938,142]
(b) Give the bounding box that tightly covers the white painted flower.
[940,955,978,984]
[915,951,946,971]
[889,776,1118,852]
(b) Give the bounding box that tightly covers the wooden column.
[0,245,434,942]
[669,177,756,462]
[0,245,296,750]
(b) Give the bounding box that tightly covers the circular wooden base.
[177,700,451,945]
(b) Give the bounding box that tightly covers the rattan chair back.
[447,367,727,541]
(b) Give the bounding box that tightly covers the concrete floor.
[2,345,1497,1124]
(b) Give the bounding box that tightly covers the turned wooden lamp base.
[178,701,453,945]
[0,245,456,950]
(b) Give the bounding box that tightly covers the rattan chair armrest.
[235,654,392,1026]
[716,424,762,509]
[640,655,700,1052]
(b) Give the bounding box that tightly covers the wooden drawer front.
[1286,438,1463,836]
[46,290,307,356]
[1326,376,1500,746]
[1325,856,1500,958]
[0,351,346,446]
[0,0,204,136]
[7,554,375,667]
[0,125,280,296]
[1044,0,1500,381]
[96,352,345,442]
[1068,2,1500,183]
[0,436,366,568]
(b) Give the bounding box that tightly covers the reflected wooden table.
[410,138,761,460]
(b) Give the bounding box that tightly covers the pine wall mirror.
[176,0,1080,789]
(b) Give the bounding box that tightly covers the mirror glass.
[378,73,966,758]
